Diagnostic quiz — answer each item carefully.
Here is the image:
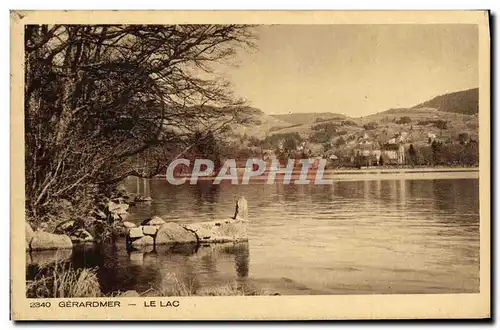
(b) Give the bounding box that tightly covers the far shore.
[152,166,479,182]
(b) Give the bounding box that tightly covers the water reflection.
[28,178,480,295]
[70,242,250,295]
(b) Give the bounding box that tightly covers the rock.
[142,216,166,226]
[184,219,248,243]
[155,222,197,245]
[128,227,144,239]
[122,221,137,229]
[233,196,248,221]
[26,223,34,251]
[70,229,94,243]
[38,222,49,231]
[30,231,73,251]
[135,195,153,202]
[53,220,76,235]
[120,290,140,297]
[131,235,154,248]
[93,209,108,220]
[107,200,129,215]
[111,197,126,204]
[142,225,158,236]
[119,212,130,222]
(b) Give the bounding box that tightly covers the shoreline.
[152,166,479,183]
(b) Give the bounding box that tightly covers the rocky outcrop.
[53,219,95,243]
[125,197,249,249]
[30,231,73,251]
[183,219,247,243]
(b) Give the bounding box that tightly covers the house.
[382,143,406,165]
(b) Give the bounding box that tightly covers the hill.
[411,88,478,115]
[271,112,348,126]
[221,88,479,157]
[227,106,292,139]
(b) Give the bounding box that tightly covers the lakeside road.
[320,167,479,181]
[158,167,479,183]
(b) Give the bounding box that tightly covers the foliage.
[341,120,358,127]
[412,88,478,115]
[434,120,449,130]
[335,137,346,147]
[25,24,254,222]
[407,144,417,165]
[363,122,378,130]
[311,122,338,134]
[396,116,411,124]
[309,130,331,144]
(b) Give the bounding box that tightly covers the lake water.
[35,176,481,295]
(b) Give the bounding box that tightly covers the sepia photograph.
[10,10,490,320]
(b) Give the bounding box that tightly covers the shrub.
[363,122,378,130]
[396,116,411,124]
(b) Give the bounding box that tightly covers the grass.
[137,273,274,297]
[26,261,101,298]
[27,267,273,298]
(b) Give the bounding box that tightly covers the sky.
[218,24,478,117]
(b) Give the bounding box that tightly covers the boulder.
[128,227,144,239]
[30,231,73,251]
[131,235,154,248]
[122,221,137,229]
[142,216,166,226]
[155,222,197,245]
[26,223,34,251]
[184,219,248,243]
[142,225,158,236]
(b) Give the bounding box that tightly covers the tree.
[379,154,384,166]
[458,132,470,145]
[431,140,443,165]
[25,24,255,222]
[435,120,448,131]
[396,116,411,124]
[408,144,417,166]
[335,137,346,147]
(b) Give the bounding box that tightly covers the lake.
[43,176,481,295]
